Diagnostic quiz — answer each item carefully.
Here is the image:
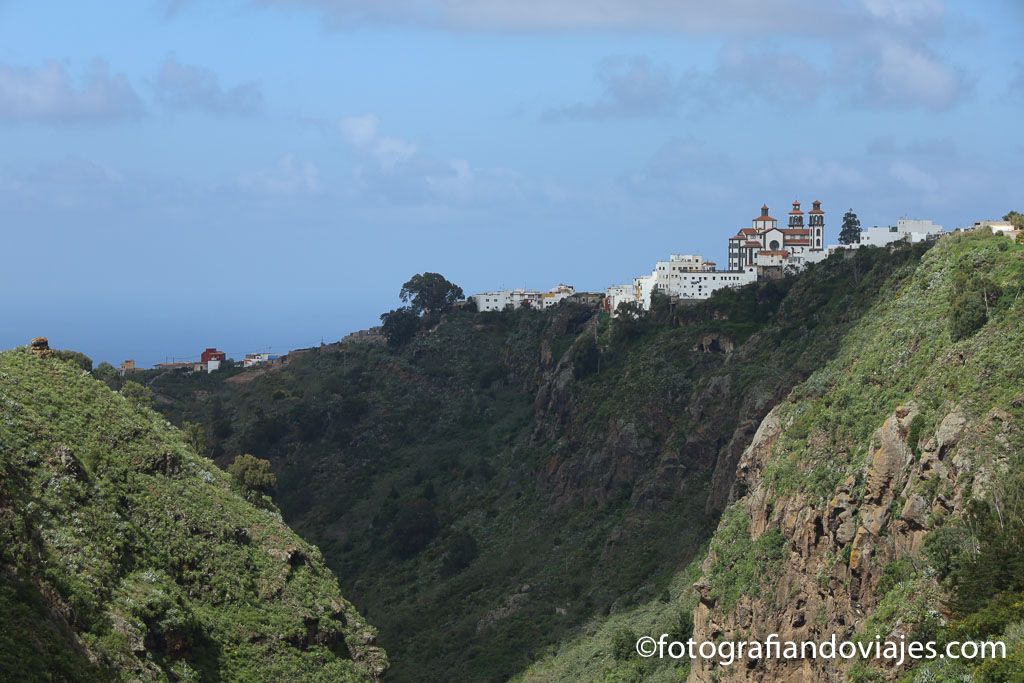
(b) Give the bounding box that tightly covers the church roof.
[753,204,777,222]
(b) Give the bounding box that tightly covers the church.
[727,201,826,271]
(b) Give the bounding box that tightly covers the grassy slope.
[521,230,1024,681]
[0,349,386,682]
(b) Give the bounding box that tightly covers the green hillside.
[140,242,931,681]
[521,229,1024,682]
[0,347,387,682]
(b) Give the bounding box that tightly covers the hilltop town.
[117,204,1020,373]
[471,201,1001,314]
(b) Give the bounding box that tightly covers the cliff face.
[689,231,1024,682]
[0,348,386,681]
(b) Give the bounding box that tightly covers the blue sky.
[1,0,1021,365]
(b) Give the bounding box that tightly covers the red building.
[200,348,226,364]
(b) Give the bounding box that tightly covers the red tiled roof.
[782,229,810,236]
[759,250,790,257]
[786,239,811,245]
[744,240,761,247]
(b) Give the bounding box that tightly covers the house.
[727,201,827,271]
[472,284,576,312]
[604,283,637,313]
[242,352,281,368]
[606,253,757,313]
[118,360,137,376]
[154,361,194,371]
[971,220,1018,240]
[860,218,943,247]
[567,291,604,307]
[200,348,226,364]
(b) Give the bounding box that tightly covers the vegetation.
[379,307,421,347]
[0,348,386,681]
[228,453,277,499]
[399,272,464,317]
[527,229,1024,681]
[839,208,862,244]
[145,243,934,681]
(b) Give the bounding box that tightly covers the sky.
[1,0,1022,366]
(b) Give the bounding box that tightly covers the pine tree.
[839,209,862,245]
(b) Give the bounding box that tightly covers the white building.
[860,218,943,247]
[242,352,280,368]
[970,220,1017,239]
[605,283,637,313]
[472,284,576,312]
[606,254,757,314]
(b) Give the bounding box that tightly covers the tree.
[228,454,276,497]
[399,273,464,316]
[387,497,439,558]
[54,349,93,371]
[948,271,1002,342]
[120,381,153,409]
[93,361,119,386]
[1003,211,1024,229]
[380,307,420,347]
[440,532,479,577]
[839,209,862,245]
[648,288,672,324]
[181,421,208,456]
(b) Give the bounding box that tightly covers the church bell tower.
[808,200,825,250]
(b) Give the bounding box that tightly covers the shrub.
[571,336,600,380]
[611,627,637,661]
[388,498,439,558]
[54,349,93,371]
[380,307,420,348]
[228,454,276,497]
[120,380,153,409]
[948,272,1002,342]
[440,532,479,577]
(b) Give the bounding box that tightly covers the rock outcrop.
[688,400,1012,682]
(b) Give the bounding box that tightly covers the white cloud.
[715,45,826,102]
[0,60,143,124]
[889,160,939,194]
[544,56,685,120]
[154,57,262,115]
[239,154,321,195]
[339,114,418,170]
[254,0,863,33]
[860,0,944,26]
[868,43,967,110]
[337,114,518,204]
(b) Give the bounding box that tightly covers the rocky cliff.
[689,230,1024,682]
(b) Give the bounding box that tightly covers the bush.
[228,454,276,497]
[120,381,153,409]
[571,336,600,379]
[54,350,93,371]
[611,627,637,661]
[380,307,420,348]
[388,498,439,558]
[949,272,1002,342]
[440,532,479,577]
